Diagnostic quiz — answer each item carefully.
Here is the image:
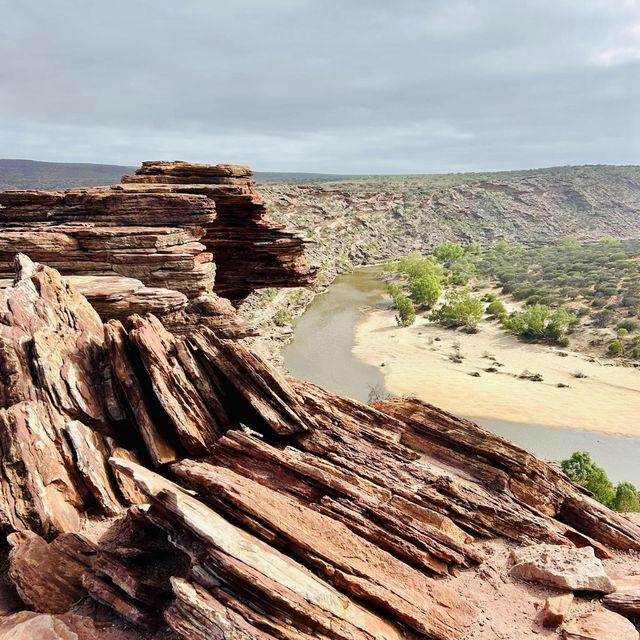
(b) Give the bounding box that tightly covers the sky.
[1,0,639,173]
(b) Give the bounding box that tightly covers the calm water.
[283,267,640,485]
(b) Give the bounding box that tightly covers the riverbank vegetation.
[561,451,640,511]
[384,237,640,358]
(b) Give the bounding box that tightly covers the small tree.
[434,242,465,265]
[430,290,484,333]
[611,482,640,512]
[395,295,416,327]
[409,274,442,307]
[560,452,615,507]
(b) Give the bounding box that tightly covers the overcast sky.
[1,0,639,173]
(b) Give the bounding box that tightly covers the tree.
[430,290,484,333]
[396,253,442,280]
[434,242,464,265]
[409,274,441,307]
[560,452,615,507]
[611,482,640,512]
[395,295,416,327]
[502,304,576,343]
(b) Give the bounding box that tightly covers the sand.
[353,308,640,438]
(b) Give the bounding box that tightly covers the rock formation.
[0,253,639,639]
[0,161,315,335]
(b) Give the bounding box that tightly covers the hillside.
[257,164,640,285]
[0,159,354,189]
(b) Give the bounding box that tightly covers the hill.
[0,159,355,189]
[256,164,640,286]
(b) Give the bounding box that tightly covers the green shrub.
[273,309,293,326]
[434,242,464,264]
[611,482,640,512]
[608,340,623,355]
[395,295,416,327]
[387,283,403,302]
[409,274,442,307]
[617,318,640,332]
[430,290,484,333]
[486,300,506,317]
[561,452,615,507]
[617,328,629,336]
[502,304,576,343]
[482,292,497,302]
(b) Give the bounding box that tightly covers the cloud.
[0,0,638,172]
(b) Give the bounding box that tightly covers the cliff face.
[0,254,638,639]
[0,161,314,334]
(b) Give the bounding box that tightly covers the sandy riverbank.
[353,308,640,437]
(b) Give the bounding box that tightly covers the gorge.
[0,161,639,639]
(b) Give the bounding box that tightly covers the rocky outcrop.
[121,161,315,302]
[0,161,314,335]
[1,254,640,639]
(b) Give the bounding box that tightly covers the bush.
[434,242,464,265]
[618,328,629,336]
[409,274,442,308]
[617,318,640,332]
[396,253,443,281]
[608,340,623,356]
[486,300,506,317]
[395,295,416,327]
[387,283,403,302]
[430,290,484,333]
[273,309,293,326]
[502,304,576,343]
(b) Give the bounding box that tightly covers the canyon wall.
[0,161,314,334]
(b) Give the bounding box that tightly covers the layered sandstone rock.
[121,161,315,302]
[0,255,639,639]
[0,160,314,334]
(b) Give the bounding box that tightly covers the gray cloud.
[0,0,638,172]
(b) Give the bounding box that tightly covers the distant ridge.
[0,159,357,190]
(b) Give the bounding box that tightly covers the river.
[283,266,640,485]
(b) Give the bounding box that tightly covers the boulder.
[563,609,639,640]
[510,544,616,592]
[541,592,574,628]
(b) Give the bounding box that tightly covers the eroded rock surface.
[0,255,639,639]
[563,609,639,640]
[0,160,315,333]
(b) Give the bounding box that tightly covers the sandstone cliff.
[0,254,638,639]
[0,161,314,335]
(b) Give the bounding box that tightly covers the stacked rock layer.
[0,254,639,639]
[0,161,315,334]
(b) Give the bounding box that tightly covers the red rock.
[541,592,574,628]
[562,608,639,640]
[510,544,616,592]
[7,530,95,613]
[603,588,640,617]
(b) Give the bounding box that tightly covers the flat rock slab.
[510,544,616,592]
[563,609,639,640]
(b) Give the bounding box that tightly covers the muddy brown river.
[283,267,640,485]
